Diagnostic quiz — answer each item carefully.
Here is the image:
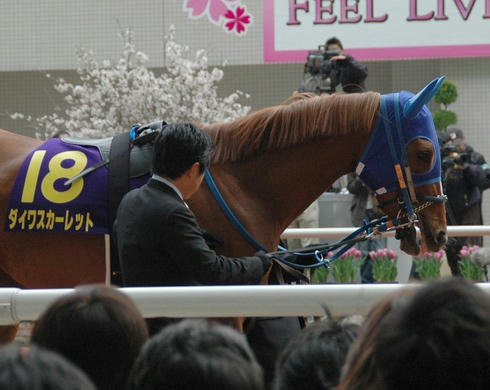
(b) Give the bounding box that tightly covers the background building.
[1,0,489,241]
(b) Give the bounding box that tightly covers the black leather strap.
[108,132,131,285]
[271,257,310,284]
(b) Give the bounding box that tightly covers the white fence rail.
[281,225,490,239]
[1,284,489,326]
[1,225,489,325]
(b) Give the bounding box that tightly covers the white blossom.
[16,26,250,139]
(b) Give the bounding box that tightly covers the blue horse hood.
[356,91,441,194]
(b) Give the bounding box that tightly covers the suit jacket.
[115,179,265,287]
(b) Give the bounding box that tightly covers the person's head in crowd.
[30,284,148,390]
[325,36,343,52]
[447,128,466,152]
[273,314,361,390]
[374,278,490,390]
[51,129,70,139]
[128,318,264,390]
[0,344,96,390]
[337,288,416,390]
[152,123,213,198]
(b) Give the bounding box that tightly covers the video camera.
[304,45,341,76]
[299,45,340,95]
[441,143,470,168]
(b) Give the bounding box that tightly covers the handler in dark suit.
[115,123,271,289]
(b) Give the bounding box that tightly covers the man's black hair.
[374,278,490,390]
[273,318,360,390]
[128,319,264,390]
[30,285,148,390]
[152,123,213,179]
[325,37,343,50]
[0,345,96,390]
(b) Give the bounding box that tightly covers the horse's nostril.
[437,230,447,245]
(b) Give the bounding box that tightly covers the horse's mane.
[203,91,381,164]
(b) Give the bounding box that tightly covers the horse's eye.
[416,150,433,163]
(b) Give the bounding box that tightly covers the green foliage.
[459,257,484,281]
[331,256,360,283]
[434,80,458,106]
[372,257,398,282]
[414,258,441,280]
[433,110,457,131]
[432,80,458,132]
[312,266,329,283]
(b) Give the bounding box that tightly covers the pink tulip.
[434,251,443,260]
[369,251,377,260]
[459,248,470,257]
[470,245,480,253]
[388,249,397,259]
[423,251,432,259]
[327,251,334,258]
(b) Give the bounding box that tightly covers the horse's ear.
[403,76,446,119]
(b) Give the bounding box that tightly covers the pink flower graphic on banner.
[183,0,253,35]
[184,0,235,23]
[224,6,250,34]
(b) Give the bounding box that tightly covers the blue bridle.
[356,91,444,221]
[205,77,448,270]
[204,168,386,267]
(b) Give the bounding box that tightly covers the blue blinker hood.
[356,77,445,195]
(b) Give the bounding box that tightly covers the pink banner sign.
[264,0,490,62]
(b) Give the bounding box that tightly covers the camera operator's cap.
[448,128,464,145]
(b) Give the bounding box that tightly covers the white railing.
[281,225,490,239]
[1,225,489,325]
[1,283,490,325]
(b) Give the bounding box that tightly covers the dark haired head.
[31,285,148,390]
[0,345,96,390]
[152,123,213,179]
[374,278,490,390]
[128,319,264,390]
[326,37,343,50]
[338,288,415,390]
[273,318,360,390]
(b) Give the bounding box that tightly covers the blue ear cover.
[403,76,446,119]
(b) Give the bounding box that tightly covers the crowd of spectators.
[0,278,488,389]
[3,38,489,390]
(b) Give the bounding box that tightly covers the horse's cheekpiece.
[4,122,164,234]
[356,90,441,194]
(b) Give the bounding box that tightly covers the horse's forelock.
[204,92,381,164]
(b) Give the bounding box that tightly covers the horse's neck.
[219,132,370,237]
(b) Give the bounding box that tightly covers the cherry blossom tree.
[13,25,250,139]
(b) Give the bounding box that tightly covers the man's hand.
[329,55,346,62]
[254,251,272,274]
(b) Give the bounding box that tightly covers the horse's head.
[356,77,447,255]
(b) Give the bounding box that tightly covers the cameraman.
[441,128,490,274]
[443,128,489,238]
[299,37,367,95]
[325,37,368,94]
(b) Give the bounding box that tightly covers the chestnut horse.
[0,78,447,342]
